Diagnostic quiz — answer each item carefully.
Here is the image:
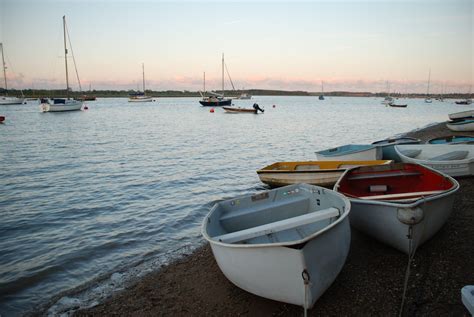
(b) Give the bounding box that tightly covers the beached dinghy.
[334,163,459,254]
[257,160,391,188]
[446,119,474,132]
[448,110,474,120]
[395,144,474,177]
[202,184,351,309]
[428,135,474,145]
[372,137,421,161]
[315,144,382,161]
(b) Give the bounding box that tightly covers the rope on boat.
[302,269,310,317]
[399,198,426,316]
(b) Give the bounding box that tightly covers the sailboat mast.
[427,69,431,96]
[203,72,206,93]
[142,63,145,93]
[1,43,7,93]
[63,16,70,99]
[321,80,324,94]
[222,53,224,96]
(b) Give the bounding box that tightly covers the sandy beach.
[75,122,474,317]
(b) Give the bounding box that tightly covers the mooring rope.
[302,269,310,317]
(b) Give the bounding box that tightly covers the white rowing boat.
[395,144,474,177]
[334,163,459,254]
[202,184,351,309]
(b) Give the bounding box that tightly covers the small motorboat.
[223,103,264,114]
[315,144,382,161]
[256,160,392,188]
[448,110,474,120]
[427,135,474,145]
[202,184,351,309]
[395,144,474,177]
[334,163,459,254]
[372,137,421,161]
[455,99,472,105]
[446,119,474,132]
[388,103,407,108]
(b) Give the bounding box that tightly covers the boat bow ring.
[397,207,424,225]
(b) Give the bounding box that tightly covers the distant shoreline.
[1,88,472,99]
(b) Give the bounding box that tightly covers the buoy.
[0,116,5,123]
[84,106,89,110]
[210,108,215,113]
[273,105,276,108]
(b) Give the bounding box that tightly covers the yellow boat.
[257,160,392,188]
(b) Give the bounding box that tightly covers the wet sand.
[76,122,474,316]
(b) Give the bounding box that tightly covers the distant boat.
[202,183,351,308]
[425,69,432,103]
[455,99,472,105]
[256,160,391,188]
[381,81,393,105]
[315,144,382,161]
[199,54,232,107]
[0,115,5,123]
[334,162,459,254]
[236,92,252,100]
[0,43,26,105]
[41,16,82,112]
[388,103,407,108]
[319,81,324,100]
[128,63,153,102]
[428,135,474,145]
[395,144,474,177]
[75,83,97,101]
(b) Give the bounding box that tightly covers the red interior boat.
[336,163,455,201]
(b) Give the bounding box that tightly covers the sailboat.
[319,80,325,100]
[128,63,153,102]
[41,16,83,112]
[455,85,472,105]
[75,83,97,101]
[425,69,432,103]
[0,43,26,105]
[381,81,394,105]
[199,53,232,107]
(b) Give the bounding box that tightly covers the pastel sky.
[0,0,472,93]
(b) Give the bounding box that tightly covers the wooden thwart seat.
[213,207,340,244]
[358,190,444,200]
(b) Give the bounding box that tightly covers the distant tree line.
[0,88,471,99]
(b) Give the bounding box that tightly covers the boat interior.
[400,149,469,161]
[337,163,455,201]
[258,161,390,172]
[205,186,343,245]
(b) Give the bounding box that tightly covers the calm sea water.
[0,96,464,315]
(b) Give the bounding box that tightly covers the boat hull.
[346,191,456,253]
[0,96,26,105]
[372,137,421,161]
[428,135,474,145]
[199,99,232,107]
[128,97,153,102]
[40,101,83,112]
[446,120,474,132]
[223,106,257,113]
[395,144,474,177]
[448,110,474,120]
[208,212,350,308]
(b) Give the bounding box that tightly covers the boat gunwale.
[333,163,460,208]
[372,137,421,146]
[201,184,351,249]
